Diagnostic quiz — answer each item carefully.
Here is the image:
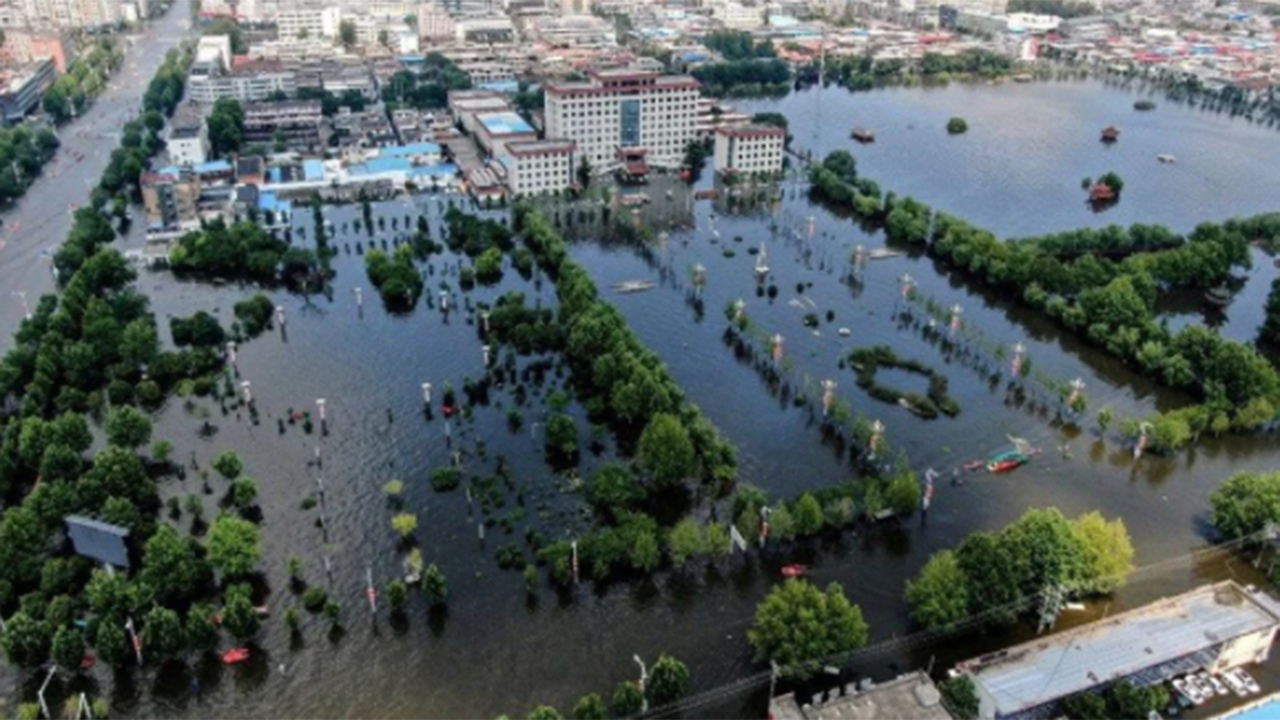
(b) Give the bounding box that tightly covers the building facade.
[544,69,700,171]
[167,124,209,166]
[713,124,784,176]
[505,139,574,196]
[187,61,297,103]
[242,99,323,149]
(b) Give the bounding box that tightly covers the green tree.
[941,676,980,720]
[0,612,51,667]
[185,603,218,650]
[139,525,206,607]
[1106,680,1168,719]
[207,514,262,578]
[222,583,261,640]
[1211,471,1280,540]
[106,406,152,448]
[386,580,408,610]
[391,512,418,540]
[230,476,259,510]
[528,706,562,720]
[141,605,185,661]
[338,20,358,49]
[611,682,645,717]
[1002,508,1086,595]
[544,413,578,459]
[647,654,691,706]
[570,692,607,719]
[586,464,646,520]
[637,413,696,487]
[1070,511,1134,594]
[51,625,85,673]
[422,564,448,607]
[885,472,921,516]
[666,518,703,566]
[207,98,244,158]
[946,117,969,134]
[748,580,869,678]
[705,522,730,559]
[212,450,243,479]
[906,551,969,629]
[1062,691,1107,720]
[94,619,127,665]
[793,493,824,536]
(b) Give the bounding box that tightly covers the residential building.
[714,2,764,29]
[417,5,456,40]
[454,16,515,43]
[532,14,617,47]
[0,57,54,123]
[242,99,323,150]
[770,672,953,720]
[195,35,232,72]
[957,582,1280,720]
[141,171,200,230]
[167,123,210,166]
[18,0,119,29]
[1,29,74,71]
[275,6,342,40]
[187,60,297,103]
[713,123,784,176]
[504,139,574,196]
[544,69,701,170]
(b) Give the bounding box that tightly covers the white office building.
[275,6,343,40]
[167,123,210,167]
[544,69,701,171]
[713,124,784,177]
[505,140,575,196]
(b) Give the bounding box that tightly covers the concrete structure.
[771,672,953,720]
[1,29,74,71]
[0,57,54,123]
[196,34,232,72]
[504,139,574,196]
[275,6,342,40]
[544,69,700,171]
[18,0,120,30]
[714,123,784,177]
[167,123,209,167]
[454,16,515,44]
[188,60,296,104]
[474,110,537,158]
[714,2,764,29]
[417,5,456,40]
[957,582,1280,719]
[141,170,200,230]
[242,99,323,150]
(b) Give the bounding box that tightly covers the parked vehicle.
[1231,668,1261,694]
[1222,671,1247,697]
[1173,678,1201,705]
[1208,675,1229,696]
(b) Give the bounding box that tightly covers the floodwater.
[12,71,1280,718]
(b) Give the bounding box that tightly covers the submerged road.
[0,0,195,350]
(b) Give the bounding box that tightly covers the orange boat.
[222,647,250,664]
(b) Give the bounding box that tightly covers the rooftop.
[478,111,534,136]
[770,672,953,720]
[507,139,575,157]
[960,582,1280,717]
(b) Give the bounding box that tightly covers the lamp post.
[1011,341,1026,378]
[869,419,884,459]
[422,382,432,405]
[949,304,963,335]
[771,333,784,366]
[821,379,836,418]
[1067,377,1085,408]
[899,272,915,300]
[634,655,648,714]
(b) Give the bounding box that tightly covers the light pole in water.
[869,419,884,460]
[1011,341,1026,378]
[422,382,432,405]
[240,381,252,405]
[226,340,237,367]
[1067,377,1085,408]
[949,304,963,336]
[771,334,784,367]
[634,655,648,714]
[822,379,836,418]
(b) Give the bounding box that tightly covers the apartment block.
[275,6,342,40]
[544,69,700,171]
[167,123,210,166]
[242,99,323,150]
[505,140,575,196]
[713,124,784,177]
[187,60,296,104]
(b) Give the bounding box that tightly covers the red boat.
[988,459,1025,473]
[442,405,456,417]
[222,647,250,664]
[80,654,96,670]
[781,564,807,578]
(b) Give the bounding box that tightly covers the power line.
[636,528,1272,719]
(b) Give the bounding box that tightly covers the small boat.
[1101,126,1120,143]
[1157,154,1176,163]
[851,127,876,144]
[866,248,903,260]
[781,564,807,578]
[612,280,655,293]
[1205,285,1231,307]
[963,460,985,472]
[80,654,96,670]
[987,450,1030,473]
[838,327,851,337]
[441,405,456,417]
[222,647,251,664]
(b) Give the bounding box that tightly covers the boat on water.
[1157,154,1176,163]
[1101,125,1120,143]
[781,564,807,578]
[851,127,876,144]
[1205,285,1231,307]
[987,450,1030,473]
[223,647,251,664]
[612,280,655,293]
[866,248,903,260]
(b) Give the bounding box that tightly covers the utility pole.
[634,655,649,714]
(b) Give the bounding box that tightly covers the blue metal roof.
[303,159,325,181]
[409,162,458,178]
[479,112,533,135]
[479,80,520,93]
[350,157,413,176]
[381,142,442,158]
[157,165,181,176]
[194,159,232,174]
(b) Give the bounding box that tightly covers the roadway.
[0,0,196,350]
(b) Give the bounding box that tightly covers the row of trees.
[822,50,1013,92]
[807,166,1279,448]
[905,508,1134,630]
[0,125,60,205]
[381,54,472,110]
[514,653,691,718]
[365,245,424,308]
[42,39,126,123]
[700,30,777,61]
[691,58,791,97]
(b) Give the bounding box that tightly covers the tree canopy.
[748,579,869,678]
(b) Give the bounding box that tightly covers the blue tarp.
[193,159,232,174]
[303,159,325,181]
[478,80,520,93]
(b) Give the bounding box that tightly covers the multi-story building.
[713,2,764,29]
[454,16,515,43]
[0,57,54,123]
[544,69,700,171]
[713,124,784,177]
[187,60,297,104]
[1,29,74,71]
[242,99,323,150]
[473,110,537,159]
[504,140,575,196]
[196,34,232,72]
[141,171,200,230]
[167,123,210,166]
[417,5,456,40]
[18,0,120,29]
[275,6,342,40]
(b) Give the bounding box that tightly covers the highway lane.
[0,0,195,350]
